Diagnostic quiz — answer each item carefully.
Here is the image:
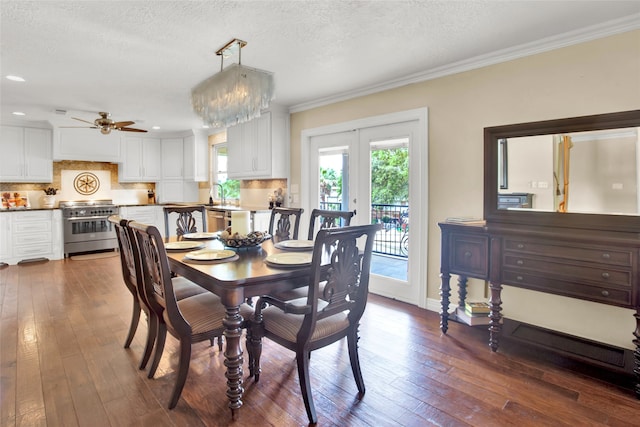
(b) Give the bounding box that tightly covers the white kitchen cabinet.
[1,210,63,265]
[161,138,184,179]
[119,137,161,182]
[119,205,164,237]
[160,132,208,181]
[53,128,121,162]
[0,213,11,261]
[227,106,289,179]
[156,180,199,204]
[0,126,52,182]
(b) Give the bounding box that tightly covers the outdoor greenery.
[221,179,240,199]
[371,147,408,204]
[320,147,408,205]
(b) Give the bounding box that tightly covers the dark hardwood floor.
[1,255,638,426]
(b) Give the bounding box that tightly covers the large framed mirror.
[484,110,640,232]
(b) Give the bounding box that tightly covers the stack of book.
[455,301,491,326]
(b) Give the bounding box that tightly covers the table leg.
[223,305,244,415]
[488,280,503,352]
[439,272,451,333]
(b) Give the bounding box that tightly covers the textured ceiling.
[1,1,639,133]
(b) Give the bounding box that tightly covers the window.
[212,142,240,200]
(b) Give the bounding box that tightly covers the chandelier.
[191,38,275,129]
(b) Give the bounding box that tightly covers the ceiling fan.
[64,112,147,135]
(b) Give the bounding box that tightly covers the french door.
[302,109,427,306]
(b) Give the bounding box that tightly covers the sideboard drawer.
[502,269,633,306]
[449,233,489,277]
[503,238,633,267]
[503,254,632,287]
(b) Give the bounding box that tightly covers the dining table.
[165,235,314,416]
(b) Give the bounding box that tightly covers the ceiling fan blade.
[71,117,96,125]
[59,126,98,129]
[113,121,135,128]
[119,127,148,133]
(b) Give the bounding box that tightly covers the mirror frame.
[484,110,640,232]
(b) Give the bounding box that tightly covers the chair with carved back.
[110,215,208,371]
[109,215,142,351]
[128,221,252,409]
[268,207,304,243]
[249,223,382,424]
[307,208,355,240]
[163,205,207,240]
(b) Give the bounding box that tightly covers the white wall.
[289,30,640,349]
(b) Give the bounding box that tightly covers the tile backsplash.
[0,161,153,208]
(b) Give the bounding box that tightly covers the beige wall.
[290,30,640,349]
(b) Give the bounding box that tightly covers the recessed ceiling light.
[6,75,25,82]
[12,111,26,116]
[202,125,210,129]
[152,126,160,130]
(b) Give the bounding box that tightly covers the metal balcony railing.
[318,201,409,258]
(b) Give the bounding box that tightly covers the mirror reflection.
[499,126,640,215]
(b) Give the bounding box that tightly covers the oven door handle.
[65,215,111,221]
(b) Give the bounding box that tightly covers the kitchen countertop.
[117,203,272,213]
[0,207,59,213]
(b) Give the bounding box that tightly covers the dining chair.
[109,215,142,350]
[163,205,207,240]
[268,207,304,242]
[128,221,251,409]
[249,223,382,424]
[109,215,208,371]
[307,208,355,240]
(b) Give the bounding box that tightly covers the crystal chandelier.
[191,39,275,129]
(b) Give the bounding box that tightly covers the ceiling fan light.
[100,127,111,135]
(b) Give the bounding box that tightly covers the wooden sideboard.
[438,221,640,398]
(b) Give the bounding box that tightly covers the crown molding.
[289,13,640,114]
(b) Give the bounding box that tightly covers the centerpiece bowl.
[218,230,270,248]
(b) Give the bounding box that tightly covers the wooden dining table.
[165,237,312,416]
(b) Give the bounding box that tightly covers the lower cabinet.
[1,210,63,265]
[119,206,164,237]
[155,180,199,204]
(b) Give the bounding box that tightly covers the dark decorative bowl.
[219,231,271,248]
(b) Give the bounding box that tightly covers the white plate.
[265,252,313,267]
[182,232,219,240]
[185,249,236,261]
[165,241,205,251]
[274,240,314,250]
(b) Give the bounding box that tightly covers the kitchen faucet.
[212,182,226,206]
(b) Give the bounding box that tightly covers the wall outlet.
[538,181,549,189]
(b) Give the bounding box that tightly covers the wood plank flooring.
[1,256,638,426]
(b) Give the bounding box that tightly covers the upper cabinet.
[160,131,208,182]
[227,106,289,179]
[119,136,161,182]
[0,126,53,182]
[53,128,121,162]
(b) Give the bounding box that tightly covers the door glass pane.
[318,147,349,214]
[370,138,409,280]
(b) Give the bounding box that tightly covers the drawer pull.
[464,251,472,258]
[516,275,524,281]
[601,290,610,297]
[516,259,524,266]
[517,243,524,249]
[601,253,611,260]
[601,272,610,279]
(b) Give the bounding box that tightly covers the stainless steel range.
[60,200,119,257]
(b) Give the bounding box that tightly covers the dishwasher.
[207,209,230,231]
